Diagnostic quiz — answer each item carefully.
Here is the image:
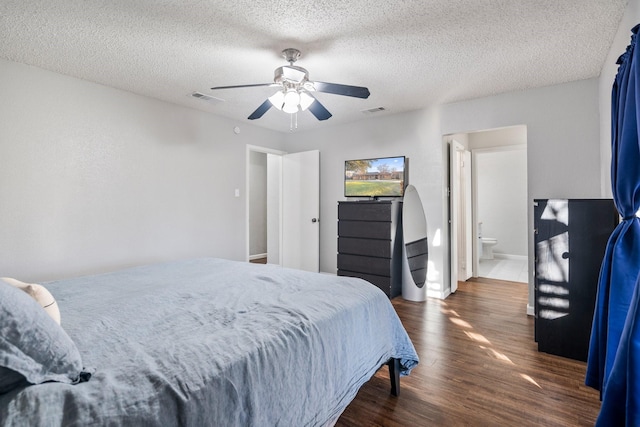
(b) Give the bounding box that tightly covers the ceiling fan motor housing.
[282,48,301,64]
[274,65,309,86]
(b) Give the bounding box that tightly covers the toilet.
[480,237,498,260]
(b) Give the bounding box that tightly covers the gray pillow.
[0,279,86,394]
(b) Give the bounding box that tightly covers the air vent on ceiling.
[361,107,386,115]
[190,92,225,104]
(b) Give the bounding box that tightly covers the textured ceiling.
[0,0,629,133]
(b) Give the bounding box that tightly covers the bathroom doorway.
[447,125,528,288]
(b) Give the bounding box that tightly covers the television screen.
[344,156,406,197]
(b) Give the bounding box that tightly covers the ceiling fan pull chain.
[289,111,299,132]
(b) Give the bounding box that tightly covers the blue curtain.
[586,24,640,425]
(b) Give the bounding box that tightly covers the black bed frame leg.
[388,358,400,396]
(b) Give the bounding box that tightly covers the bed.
[0,258,419,426]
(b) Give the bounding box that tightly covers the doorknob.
[311,218,319,223]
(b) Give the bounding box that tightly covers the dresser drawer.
[338,202,392,221]
[338,270,393,296]
[338,237,391,258]
[338,220,391,239]
[337,200,402,299]
[337,254,391,277]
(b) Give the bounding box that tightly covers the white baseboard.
[526,304,535,316]
[249,253,267,261]
[494,253,528,262]
[428,289,450,300]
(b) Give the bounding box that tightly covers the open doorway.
[447,125,528,292]
[247,145,284,265]
[246,146,321,272]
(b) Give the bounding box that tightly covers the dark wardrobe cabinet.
[337,201,403,298]
[534,199,618,361]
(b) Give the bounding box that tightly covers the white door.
[281,150,320,272]
[450,141,473,292]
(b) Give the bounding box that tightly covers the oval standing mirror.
[402,185,428,301]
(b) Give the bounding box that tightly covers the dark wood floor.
[337,277,601,426]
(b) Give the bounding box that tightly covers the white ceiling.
[0,0,629,133]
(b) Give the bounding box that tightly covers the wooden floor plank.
[337,278,601,426]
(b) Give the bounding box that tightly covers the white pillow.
[1,277,61,325]
[0,280,88,393]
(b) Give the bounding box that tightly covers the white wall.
[599,0,640,197]
[475,147,528,257]
[285,77,601,307]
[443,79,601,308]
[468,126,528,259]
[467,125,527,148]
[283,109,446,296]
[0,43,608,312]
[0,58,285,281]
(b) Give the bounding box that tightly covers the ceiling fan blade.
[312,81,370,99]
[211,83,274,90]
[307,97,332,121]
[248,99,273,120]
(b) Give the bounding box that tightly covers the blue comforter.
[0,258,418,426]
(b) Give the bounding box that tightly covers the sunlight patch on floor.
[480,346,514,364]
[520,373,542,388]
[449,317,472,328]
[440,295,544,390]
[464,331,491,344]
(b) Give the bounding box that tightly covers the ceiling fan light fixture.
[283,90,300,107]
[270,89,313,114]
[299,91,315,111]
[268,91,285,110]
[282,102,299,114]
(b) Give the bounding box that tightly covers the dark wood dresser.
[534,198,618,361]
[337,200,403,298]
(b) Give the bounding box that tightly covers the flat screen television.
[344,156,407,198]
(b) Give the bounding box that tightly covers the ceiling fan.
[211,48,370,121]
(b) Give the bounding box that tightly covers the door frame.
[461,148,473,280]
[447,138,474,295]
